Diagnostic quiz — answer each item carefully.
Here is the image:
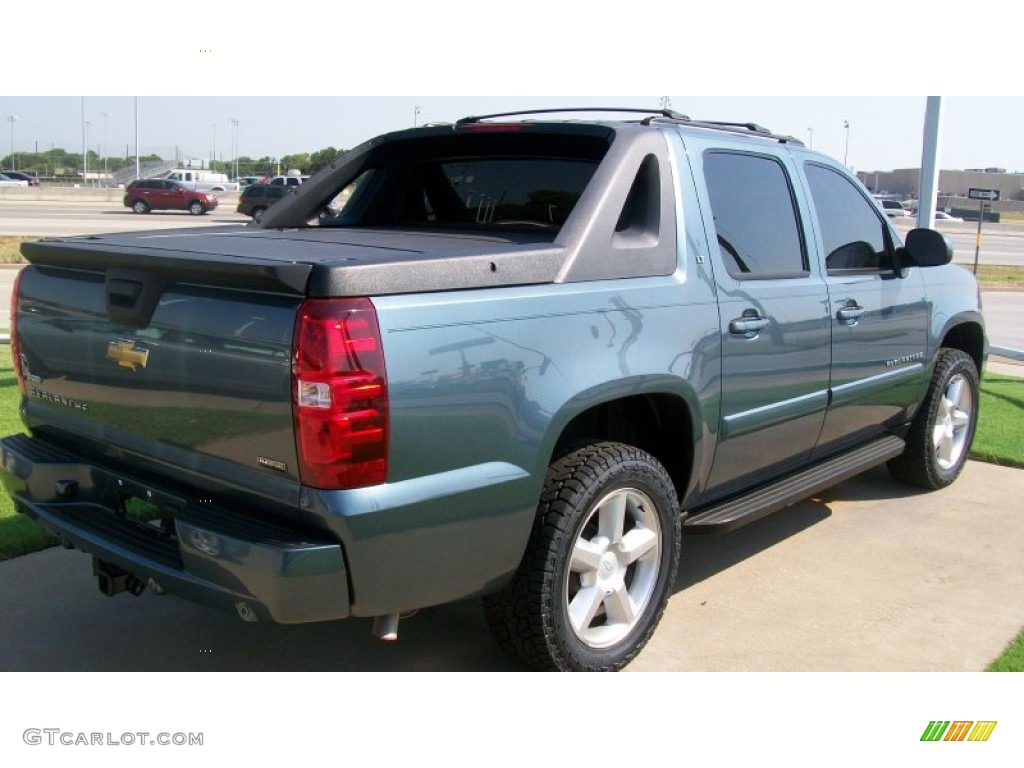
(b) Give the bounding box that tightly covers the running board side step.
[683,436,906,534]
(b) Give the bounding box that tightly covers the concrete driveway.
[1,460,1021,672]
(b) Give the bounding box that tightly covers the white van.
[159,169,239,193]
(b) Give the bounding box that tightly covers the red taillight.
[292,298,388,489]
[10,268,26,395]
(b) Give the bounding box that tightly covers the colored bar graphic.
[921,720,997,742]
[944,721,973,741]
[921,721,949,741]
[968,722,997,742]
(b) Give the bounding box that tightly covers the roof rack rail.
[455,107,692,125]
[658,117,805,147]
[453,107,805,147]
[695,120,772,134]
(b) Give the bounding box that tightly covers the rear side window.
[703,151,807,279]
[805,163,892,274]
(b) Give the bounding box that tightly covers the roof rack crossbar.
[456,107,691,125]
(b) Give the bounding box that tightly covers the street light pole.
[413,105,421,127]
[7,115,18,170]
[81,97,87,187]
[806,126,813,149]
[843,119,850,167]
[84,121,91,187]
[211,122,217,171]
[102,111,109,184]
[229,118,239,180]
[134,96,141,181]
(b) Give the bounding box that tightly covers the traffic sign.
[968,188,1000,201]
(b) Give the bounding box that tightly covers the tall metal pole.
[916,96,943,230]
[134,96,140,180]
[84,121,90,187]
[973,202,984,275]
[414,105,421,127]
[81,97,88,187]
[806,127,813,149]
[230,118,239,180]
[102,111,109,184]
[843,120,850,167]
[6,115,16,170]
[211,123,217,171]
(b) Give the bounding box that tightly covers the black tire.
[484,442,681,671]
[189,200,206,216]
[252,206,267,222]
[131,199,149,214]
[888,348,979,490]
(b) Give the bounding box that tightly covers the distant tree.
[280,153,311,174]
[308,147,346,174]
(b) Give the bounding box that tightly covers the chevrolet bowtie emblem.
[107,340,149,371]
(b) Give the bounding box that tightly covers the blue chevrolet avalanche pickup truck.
[2,108,986,671]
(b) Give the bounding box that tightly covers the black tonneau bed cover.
[22,226,566,297]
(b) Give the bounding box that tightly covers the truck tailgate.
[15,262,304,502]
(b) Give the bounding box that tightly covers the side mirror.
[901,228,952,268]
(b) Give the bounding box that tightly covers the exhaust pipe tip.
[372,613,400,641]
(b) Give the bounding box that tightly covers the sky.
[2,95,1023,174]
[3,2,1022,175]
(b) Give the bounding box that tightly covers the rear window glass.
[301,130,610,234]
[425,158,595,229]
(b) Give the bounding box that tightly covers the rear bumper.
[0,434,350,624]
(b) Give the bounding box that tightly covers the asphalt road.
[0,198,248,236]
[1,460,1021,671]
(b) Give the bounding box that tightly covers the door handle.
[836,302,865,325]
[729,314,770,337]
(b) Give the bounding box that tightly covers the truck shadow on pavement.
[1,469,923,672]
[674,466,917,592]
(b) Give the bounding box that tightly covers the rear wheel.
[189,201,206,216]
[252,206,267,222]
[131,199,150,214]
[484,442,681,671]
[888,348,979,489]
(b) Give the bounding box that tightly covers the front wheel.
[888,348,979,489]
[189,201,206,215]
[485,442,681,671]
[131,199,150,214]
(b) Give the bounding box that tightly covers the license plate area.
[110,476,186,539]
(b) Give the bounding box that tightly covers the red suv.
[123,179,218,215]
[1,170,40,186]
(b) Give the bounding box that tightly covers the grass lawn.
[972,376,1024,469]
[972,264,1024,289]
[987,631,1024,671]
[0,354,58,559]
[0,236,39,264]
